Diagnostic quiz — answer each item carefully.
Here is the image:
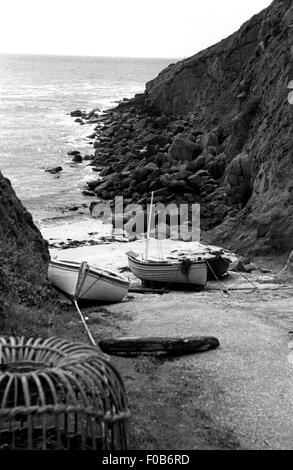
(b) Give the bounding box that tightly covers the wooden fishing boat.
[127,191,208,288]
[48,259,129,303]
[128,255,208,288]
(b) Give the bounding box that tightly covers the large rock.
[45,166,62,174]
[207,153,227,180]
[142,133,169,147]
[168,136,196,162]
[155,115,170,129]
[200,132,219,149]
[133,117,149,130]
[72,154,82,163]
[186,155,206,173]
[70,109,85,117]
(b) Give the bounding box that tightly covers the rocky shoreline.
[69,96,234,233]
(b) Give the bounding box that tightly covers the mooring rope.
[222,257,259,290]
[205,259,230,296]
[73,300,96,347]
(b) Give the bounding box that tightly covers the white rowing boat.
[128,255,207,287]
[48,259,129,303]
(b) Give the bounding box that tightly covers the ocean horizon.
[0,51,178,60]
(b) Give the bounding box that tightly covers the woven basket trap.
[0,336,129,450]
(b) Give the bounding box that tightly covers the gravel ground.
[87,276,293,450]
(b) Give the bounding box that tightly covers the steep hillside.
[145,0,293,254]
[0,170,51,332]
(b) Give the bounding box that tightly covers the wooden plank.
[99,336,220,357]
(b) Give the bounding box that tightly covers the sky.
[0,0,273,59]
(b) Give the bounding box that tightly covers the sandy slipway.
[47,234,293,450]
[97,286,293,450]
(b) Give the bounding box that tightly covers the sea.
[0,54,174,231]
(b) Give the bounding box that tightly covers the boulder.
[155,115,170,129]
[132,166,151,183]
[100,166,114,177]
[159,174,173,187]
[116,128,130,139]
[82,190,96,197]
[200,132,219,149]
[190,129,204,139]
[144,162,159,173]
[168,136,196,162]
[103,125,117,137]
[94,180,112,194]
[87,179,102,190]
[87,107,101,118]
[168,179,190,192]
[207,153,227,179]
[70,109,84,117]
[168,121,186,134]
[143,133,169,147]
[174,169,193,180]
[45,166,62,174]
[133,117,148,131]
[232,259,257,273]
[72,154,83,163]
[67,150,81,156]
[186,155,206,173]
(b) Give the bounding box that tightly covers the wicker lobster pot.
[0,336,129,450]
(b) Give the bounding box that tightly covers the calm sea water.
[0,54,174,224]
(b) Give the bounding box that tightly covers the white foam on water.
[0,54,175,223]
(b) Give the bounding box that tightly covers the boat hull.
[205,256,230,280]
[48,260,129,303]
[128,256,207,287]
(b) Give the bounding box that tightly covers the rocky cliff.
[144,0,293,254]
[0,170,50,330]
[77,0,293,256]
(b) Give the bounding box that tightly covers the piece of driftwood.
[99,336,220,357]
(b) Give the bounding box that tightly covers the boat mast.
[145,191,154,261]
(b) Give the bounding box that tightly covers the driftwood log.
[99,336,220,357]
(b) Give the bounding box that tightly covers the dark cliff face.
[0,170,50,312]
[145,0,293,254]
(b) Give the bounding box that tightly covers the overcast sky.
[0,0,272,59]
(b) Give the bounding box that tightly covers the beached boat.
[128,254,208,288]
[127,191,209,288]
[48,259,129,302]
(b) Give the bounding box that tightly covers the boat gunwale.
[127,255,207,268]
[49,259,129,287]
